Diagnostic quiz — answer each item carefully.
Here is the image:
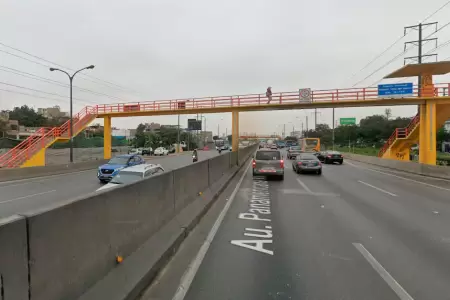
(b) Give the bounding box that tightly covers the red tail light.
[280,160,284,168]
[252,159,256,168]
[327,155,332,158]
[297,161,302,165]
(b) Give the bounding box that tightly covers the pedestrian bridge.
[1,61,450,168]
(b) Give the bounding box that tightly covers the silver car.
[252,149,284,180]
[292,153,322,175]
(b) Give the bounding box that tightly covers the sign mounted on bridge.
[377,83,413,97]
[299,88,312,103]
[340,118,356,125]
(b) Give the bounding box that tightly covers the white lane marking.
[296,178,313,193]
[347,161,450,192]
[353,243,414,300]
[0,190,57,204]
[357,180,398,197]
[0,169,94,188]
[172,161,252,300]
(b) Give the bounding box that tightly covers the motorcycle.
[192,155,198,163]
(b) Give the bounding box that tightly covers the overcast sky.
[1,0,450,136]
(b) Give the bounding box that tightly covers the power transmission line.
[349,1,450,86]
[0,41,141,94]
[0,87,75,103]
[365,20,450,87]
[0,65,127,101]
[0,81,96,104]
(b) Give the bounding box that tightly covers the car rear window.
[256,151,281,160]
[298,155,317,160]
[290,146,301,150]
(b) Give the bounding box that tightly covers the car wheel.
[280,175,284,180]
[339,161,343,165]
[296,168,301,174]
[317,170,322,175]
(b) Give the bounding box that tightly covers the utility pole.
[305,116,308,137]
[310,110,321,129]
[404,22,438,113]
[332,108,335,150]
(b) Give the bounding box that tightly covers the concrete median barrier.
[23,171,175,300]
[173,160,209,214]
[5,145,255,300]
[344,153,450,179]
[208,153,231,185]
[0,159,108,182]
[0,215,29,300]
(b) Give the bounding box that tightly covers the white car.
[97,164,165,191]
[154,147,169,156]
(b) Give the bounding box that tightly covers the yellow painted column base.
[20,147,46,168]
[232,111,239,152]
[104,116,112,160]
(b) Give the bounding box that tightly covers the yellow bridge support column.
[419,102,437,165]
[104,116,112,160]
[232,111,239,152]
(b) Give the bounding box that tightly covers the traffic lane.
[296,163,450,298]
[0,151,220,219]
[184,164,399,300]
[344,159,450,190]
[325,161,450,236]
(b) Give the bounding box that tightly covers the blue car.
[97,154,145,183]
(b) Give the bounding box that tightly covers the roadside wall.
[0,159,108,182]
[344,153,450,179]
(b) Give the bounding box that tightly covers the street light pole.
[177,114,180,153]
[49,65,95,163]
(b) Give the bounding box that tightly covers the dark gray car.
[292,153,322,175]
[252,149,284,180]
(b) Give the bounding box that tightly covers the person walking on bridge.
[266,86,273,104]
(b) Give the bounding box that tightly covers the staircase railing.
[377,114,420,157]
[0,106,97,168]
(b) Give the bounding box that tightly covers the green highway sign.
[340,117,356,125]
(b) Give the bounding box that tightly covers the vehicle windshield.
[256,151,281,160]
[107,157,129,165]
[110,171,143,184]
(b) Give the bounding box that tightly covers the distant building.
[112,128,133,140]
[144,122,161,132]
[37,106,68,119]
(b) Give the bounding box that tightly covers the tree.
[0,119,8,137]
[384,108,392,120]
[284,136,297,141]
[4,105,47,127]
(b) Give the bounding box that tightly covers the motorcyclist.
[192,149,198,162]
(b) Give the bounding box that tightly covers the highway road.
[144,150,450,300]
[0,150,223,219]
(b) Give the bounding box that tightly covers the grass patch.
[334,146,379,156]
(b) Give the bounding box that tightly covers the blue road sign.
[378,83,413,97]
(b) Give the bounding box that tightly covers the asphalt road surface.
[146,150,450,300]
[0,150,223,219]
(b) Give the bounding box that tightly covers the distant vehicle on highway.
[97,164,165,191]
[287,146,302,159]
[252,149,284,180]
[270,144,278,150]
[97,154,145,183]
[154,147,169,156]
[276,141,286,148]
[316,151,343,164]
[292,153,322,175]
[141,147,153,155]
